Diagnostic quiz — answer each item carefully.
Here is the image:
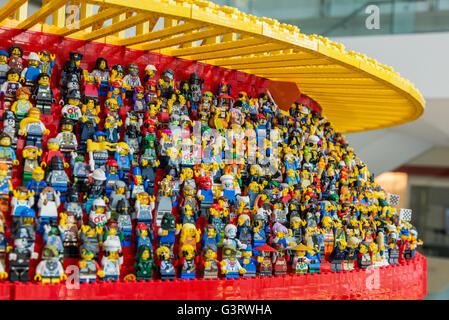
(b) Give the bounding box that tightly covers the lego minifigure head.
[181,223,197,239]
[7,69,19,82]
[27,52,40,67]
[95,57,109,71]
[41,244,60,260]
[94,131,107,142]
[180,244,195,259]
[39,50,51,62]
[31,166,45,182]
[15,87,31,101]
[0,133,11,147]
[321,216,333,228]
[105,98,119,111]
[273,222,288,240]
[0,50,8,64]
[114,181,126,195]
[203,246,217,260]
[161,212,175,230]
[112,64,124,78]
[136,223,149,238]
[161,68,175,82]
[145,64,156,76]
[156,245,170,261]
[104,161,118,177]
[80,246,95,260]
[241,245,253,258]
[222,245,237,260]
[47,138,60,151]
[69,52,83,66]
[37,73,50,86]
[137,245,152,262]
[126,63,139,77]
[8,45,23,58]
[224,224,237,239]
[22,145,42,159]
[60,118,75,133]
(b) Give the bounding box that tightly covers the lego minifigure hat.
[27,52,40,61]
[106,159,119,167]
[69,52,83,61]
[0,50,8,57]
[145,64,156,71]
[94,131,107,137]
[132,167,142,176]
[1,110,16,121]
[220,174,234,184]
[136,222,149,231]
[92,168,106,181]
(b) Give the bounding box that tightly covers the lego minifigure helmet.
[50,155,65,170]
[136,222,149,231]
[161,212,175,229]
[94,131,107,137]
[69,52,83,61]
[145,64,157,71]
[114,180,126,190]
[92,168,106,181]
[1,110,16,121]
[12,226,32,240]
[126,63,139,76]
[112,64,124,73]
[162,68,175,80]
[0,50,9,57]
[67,89,81,100]
[92,198,106,209]
[132,167,142,176]
[111,81,122,88]
[27,52,40,62]
[106,159,119,167]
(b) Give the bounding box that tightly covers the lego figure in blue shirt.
[157,212,180,255]
[114,142,133,180]
[306,248,321,273]
[0,50,10,85]
[20,53,40,88]
[239,245,259,278]
[201,224,220,251]
[25,166,47,208]
[135,223,154,250]
[197,175,214,217]
[252,213,269,251]
[104,160,119,198]
[38,50,55,76]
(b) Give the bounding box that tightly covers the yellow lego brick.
[0,0,28,23]
[190,43,286,61]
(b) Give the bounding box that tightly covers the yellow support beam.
[191,43,287,61]
[0,0,28,22]
[58,7,122,37]
[112,12,127,38]
[79,1,93,33]
[222,58,331,70]
[164,37,264,57]
[208,51,318,67]
[15,1,28,21]
[76,12,149,41]
[119,21,205,47]
[18,0,68,29]
[133,27,226,51]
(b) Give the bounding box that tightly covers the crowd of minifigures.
[0,45,422,284]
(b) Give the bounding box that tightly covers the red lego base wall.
[0,27,427,300]
[0,252,426,300]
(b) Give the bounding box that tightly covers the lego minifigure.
[135,222,154,249]
[84,168,107,215]
[11,87,33,124]
[7,45,23,72]
[329,239,347,272]
[80,98,101,151]
[239,245,259,277]
[116,199,133,247]
[92,57,110,97]
[291,244,310,275]
[1,68,21,108]
[197,175,214,217]
[42,222,64,260]
[21,145,42,185]
[357,242,371,269]
[101,237,123,282]
[108,180,128,213]
[32,73,55,114]
[79,221,103,260]
[201,245,219,279]
[34,244,66,284]
[61,89,82,122]
[78,245,104,283]
[135,244,155,281]
[128,167,146,202]
[41,138,69,169]
[306,247,321,273]
[134,191,155,228]
[157,68,175,99]
[55,119,78,157]
[157,212,181,255]
[114,142,133,179]
[89,198,111,228]
[19,107,50,149]
[221,246,246,279]
[179,223,201,256]
[38,50,55,76]
[20,52,40,88]
[8,226,38,282]
[179,244,198,280]
[87,131,117,170]
[45,155,69,202]
[0,50,10,85]
[223,224,247,254]
[82,71,100,101]
[1,110,18,148]
[155,245,176,280]
[123,63,141,100]
[11,187,35,225]
[59,211,79,258]
[0,133,19,178]
[0,163,13,215]
[70,152,90,194]
[37,187,61,233]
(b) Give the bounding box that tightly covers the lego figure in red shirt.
[41,138,70,169]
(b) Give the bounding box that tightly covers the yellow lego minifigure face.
[146,69,155,76]
[81,249,94,260]
[141,249,150,261]
[0,168,7,178]
[47,141,59,151]
[31,167,45,181]
[11,47,21,57]
[242,250,252,258]
[28,59,39,67]
[140,229,148,238]
[95,206,105,214]
[23,146,41,159]
[99,60,106,69]
[136,91,144,99]
[104,116,116,129]
[206,227,215,237]
[296,249,306,257]
[86,99,96,109]
[204,249,216,260]
[116,187,125,195]
[135,175,142,185]
[106,99,119,111]
[85,226,97,237]
[7,72,19,82]
[0,136,11,147]
[156,246,170,260]
[0,55,7,64]
[109,166,117,174]
[17,91,29,100]
[38,75,50,86]
[181,245,195,259]
[277,231,285,239]
[108,250,119,260]
[108,227,117,236]
[61,123,73,132]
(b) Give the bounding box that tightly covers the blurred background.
[2,0,448,298]
[215,0,449,299]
